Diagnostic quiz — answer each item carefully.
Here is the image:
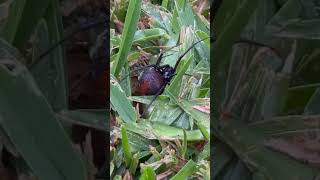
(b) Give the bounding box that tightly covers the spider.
[122,37,209,117]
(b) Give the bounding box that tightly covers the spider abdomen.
[138,67,165,95]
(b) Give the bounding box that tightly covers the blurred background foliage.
[110,0,210,179]
[213,0,320,179]
[0,0,107,179]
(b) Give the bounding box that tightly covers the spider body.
[138,64,175,95]
[130,37,209,117]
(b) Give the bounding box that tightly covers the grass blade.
[0,38,86,180]
[170,160,198,180]
[129,153,139,174]
[31,0,68,112]
[57,109,108,131]
[181,129,187,159]
[212,0,259,121]
[110,74,137,123]
[123,121,205,141]
[121,126,132,167]
[112,0,142,77]
[140,166,156,180]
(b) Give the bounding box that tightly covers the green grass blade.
[197,142,210,161]
[126,130,157,152]
[167,55,192,97]
[167,91,210,132]
[0,38,86,180]
[140,166,156,180]
[170,160,198,180]
[57,109,108,131]
[248,115,320,136]
[31,0,68,112]
[121,126,132,167]
[181,129,187,159]
[41,0,67,111]
[129,153,139,174]
[111,28,170,47]
[123,121,205,141]
[112,0,142,77]
[133,28,169,43]
[161,0,169,8]
[212,0,259,121]
[110,74,137,123]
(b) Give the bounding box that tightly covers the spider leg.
[155,43,182,66]
[166,73,177,85]
[155,53,164,66]
[173,37,209,70]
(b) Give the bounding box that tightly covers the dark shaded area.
[61,1,108,175]
[212,0,223,19]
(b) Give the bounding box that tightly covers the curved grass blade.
[110,74,137,123]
